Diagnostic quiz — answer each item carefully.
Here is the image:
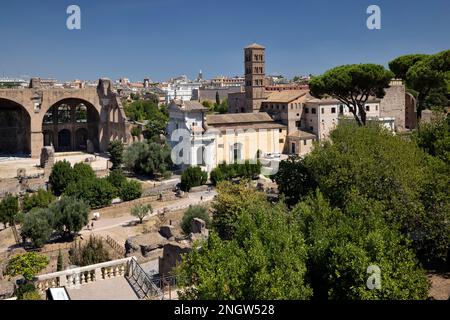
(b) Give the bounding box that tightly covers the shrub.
[65,178,116,209]
[119,180,142,202]
[108,140,124,170]
[22,189,56,213]
[107,169,127,190]
[21,208,53,248]
[210,161,261,186]
[123,141,173,178]
[0,194,19,227]
[180,166,208,192]
[57,250,64,272]
[21,290,42,300]
[15,282,38,300]
[181,206,211,234]
[69,236,110,267]
[73,162,96,181]
[49,197,90,237]
[6,252,49,280]
[49,160,74,196]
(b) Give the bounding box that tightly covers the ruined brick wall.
[379,81,406,132]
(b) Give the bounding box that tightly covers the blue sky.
[0,0,449,81]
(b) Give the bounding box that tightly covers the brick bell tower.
[244,43,266,113]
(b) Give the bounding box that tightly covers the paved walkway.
[79,190,216,236]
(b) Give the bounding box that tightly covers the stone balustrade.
[33,257,134,292]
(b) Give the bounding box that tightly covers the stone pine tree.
[309,64,394,126]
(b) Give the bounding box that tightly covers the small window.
[331,107,336,114]
[310,126,314,131]
[311,108,316,114]
[279,129,283,133]
[321,108,324,114]
[305,108,309,113]
[304,140,307,146]
[279,139,284,143]
[366,105,370,112]
[375,105,378,111]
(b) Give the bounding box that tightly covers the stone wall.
[379,81,406,131]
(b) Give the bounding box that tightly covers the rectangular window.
[339,105,344,114]
[291,143,296,154]
[279,139,284,143]
[331,107,336,114]
[321,108,324,114]
[376,105,378,111]
[305,107,309,113]
[310,126,314,131]
[366,105,370,112]
[312,108,316,114]
[304,140,307,146]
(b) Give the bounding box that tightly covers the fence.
[105,235,125,257]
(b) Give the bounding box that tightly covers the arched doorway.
[75,128,88,151]
[58,129,72,151]
[42,99,100,153]
[0,98,31,155]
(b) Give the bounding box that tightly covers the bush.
[0,194,19,227]
[73,163,96,181]
[21,208,53,248]
[15,282,38,300]
[210,161,261,186]
[22,189,56,213]
[181,206,211,234]
[107,169,127,190]
[49,160,74,196]
[180,167,208,192]
[69,236,110,267]
[49,197,89,237]
[21,290,42,300]
[108,140,124,170]
[123,141,173,178]
[57,250,64,272]
[119,180,142,202]
[6,252,49,280]
[65,178,116,209]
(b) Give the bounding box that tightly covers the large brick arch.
[0,97,32,155]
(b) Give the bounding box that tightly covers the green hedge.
[210,161,261,186]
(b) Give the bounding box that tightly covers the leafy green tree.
[177,197,312,300]
[180,166,208,192]
[49,197,89,237]
[106,169,127,190]
[413,112,450,164]
[22,189,56,213]
[293,191,429,300]
[124,100,168,139]
[389,54,428,80]
[273,156,317,207]
[0,194,19,227]
[145,110,169,138]
[21,208,53,248]
[73,162,96,181]
[123,141,173,178]
[212,181,267,240]
[309,64,394,126]
[6,252,49,280]
[15,282,39,300]
[406,50,450,114]
[209,161,261,186]
[119,180,142,202]
[65,178,116,209]
[69,236,110,267]
[301,122,450,264]
[181,206,211,234]
[108,140,124,171]
[131,204,152,224]
[49,160,74,196]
